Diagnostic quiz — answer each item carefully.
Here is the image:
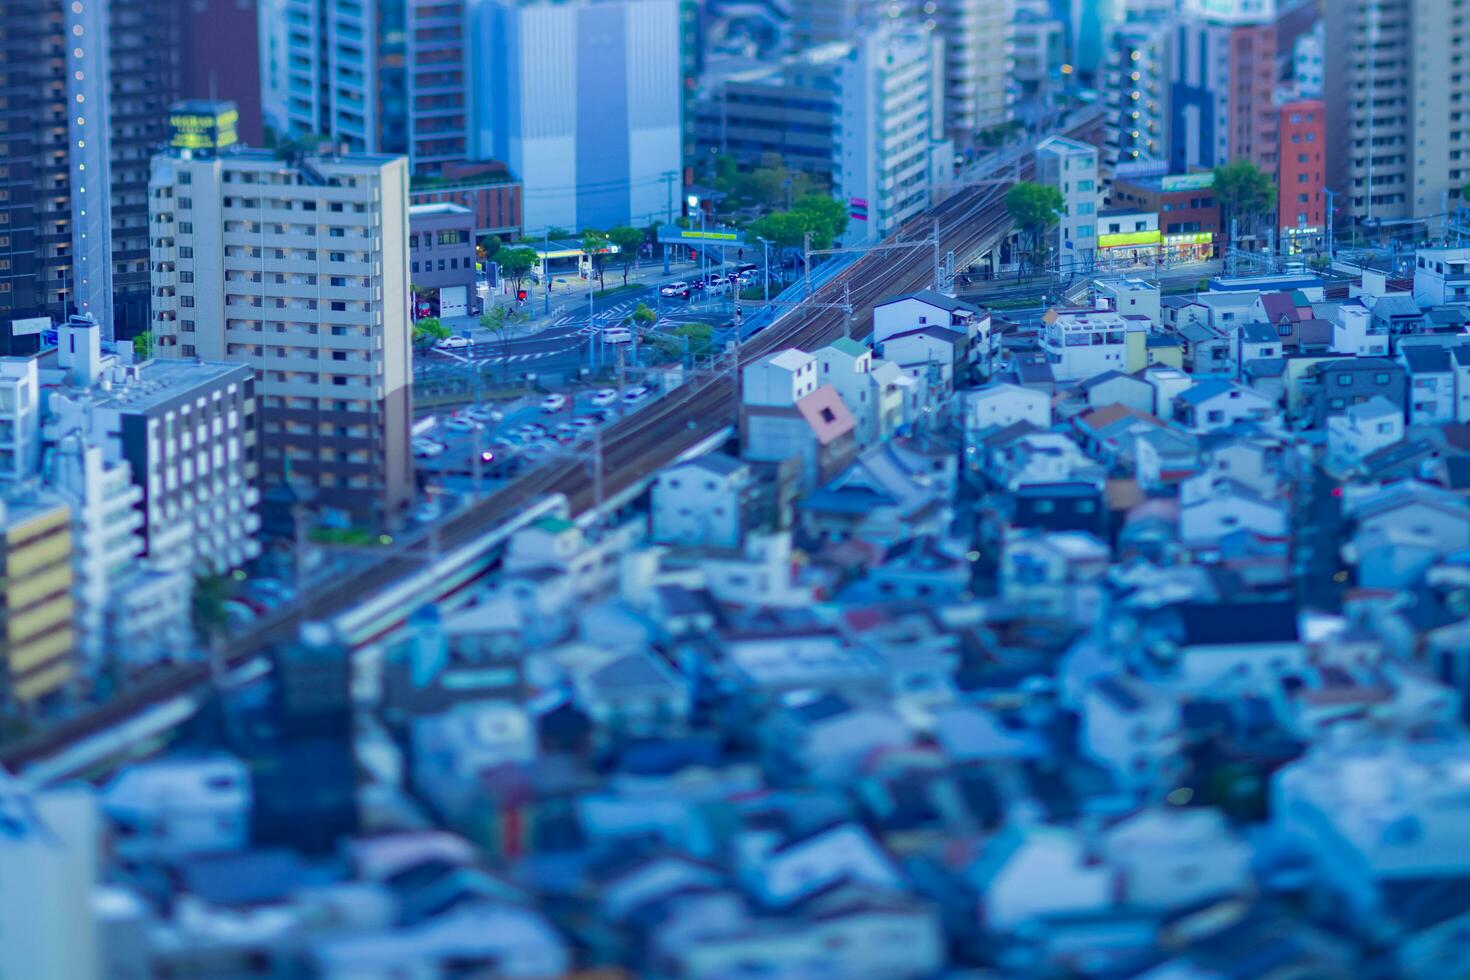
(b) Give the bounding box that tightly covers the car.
[659,281,688,297]
[586,409,611,424]
[733,262,758,274]
[570,417,597,430]
[590,388,619,407]
[540,393,568,413]
[411,438,446,458]
[623,385,652,404]
[465,406,503,424]
[444,417,482,433]
[517,422,548,438]
[602,326,632,344]
[434,335,472,350]
[412,499,443,523]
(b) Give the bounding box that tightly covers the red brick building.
[1276,97,1327,252]
[1109,173,1221,262]
[409,162,524,240]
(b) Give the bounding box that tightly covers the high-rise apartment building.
[148,149,414,524]
[0,0,114,332]
[1324,0,1470,226]
[262,0,467,176]
[1169,0,1318,173]
[833,32,948,241]
[470,0,682,234]
[1100,15,1172,171]
[1277,97,1326,250]
[0,492,76,709]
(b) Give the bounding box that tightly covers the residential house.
[1412,245,1470,305]
[1328,397,1405,472]
[504,516,644,600]
[744,349,819,406]
[816,338,904,447]
[1371,293,1425,346]
[1179,477,1289,550]
[743,384,859,489]
[1232,322,1283,377]
[571,650,690,743]
[1454,346,1470,422]
[966,824,1115,933]
[1077,370,1155,414]
[1000,529,1109,625]
[1040,308,1143,383]
[1139,601,1305,689]
[1080,674,1182,791]
[872,290,992,378]
[1304,358,1407,427]
[651,453,755,549]
[1401,345,1455,425]
[1173,380,1275,433]
[1101,808,1252,910]
[881,327,966,405]
[1094,276,1161,324]
[1134,427,1201,490]
[958,383,1051,434]
[100,754,252,863]
[1144,335,1184,369]
[1345,481,1470,588]
[1332,301,1389,357]
[1177,322,1231,374]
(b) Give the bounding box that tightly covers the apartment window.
[412,262,418,273]
[437,259,446,271]
[179,222,193,234]
[331,301,346,311]
[179,197,192,209]
[180,296,194,308]
[182,345,196,357]
[1375,373,1390,385]
[1337,374,1353,386]
[330,252,345,262]
[181,320,195,332]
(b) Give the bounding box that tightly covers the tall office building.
[148,149,414,525]
[834,31,948,241]
[1169,0,1317,173]
[470,0,682,234]
[1324,0,1470,226]
[262,0,467,176]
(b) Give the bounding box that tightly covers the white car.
[444,417,482,433]
[412,499,443,523]
[623,385,652,404]
[411,438,446,458]
[602,326,632,344]
[435,335,472,350]
[465,406,503,424]
[540,393,568,413]
[590,388,619,407]
[659,281,689,297]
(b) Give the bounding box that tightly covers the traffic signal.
[516,289,527,302]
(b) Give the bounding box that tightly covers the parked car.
[590,388,619,407]
[465,406,503,424]
[517,422,548,438]
[444,417,482,433]
[412,438,446,458]
[602,326,633,344]
[623,385,652,404]
[434,335,472,350]
[412,499,443,523]
[540,393,568,413]
[659,281,688,297]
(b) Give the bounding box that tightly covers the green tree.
[1005,181,1065,278]
[651,321,715,360]
[791,194,849,249]
[749,210,810,252]
[479,234,503,267]
[581,229,610,290]
[191,574,232,645]
[607,225,645,286]
[1212,160,1278,241]
[497,246,538,295]
[412,316,450,349]
[132,331,154,361]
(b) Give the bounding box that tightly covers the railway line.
[0,116,1099,772]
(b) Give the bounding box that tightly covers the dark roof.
[1310,356,1402,376]
[1240,322,1279,343]
[1258,293,1301,324]
[884,325,966,347]
[1450,344,1470,367]
[1166,600,1300,645]
[1402,345,1452,374]
[882,289,980,315]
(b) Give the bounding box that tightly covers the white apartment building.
[934,0,1015,137]
[148,149,414,524]
[1413,246,1470,307]
[817,338,905,448]
[834,30,947,241]
[744,349,819,407]
[0,357,42,485]
[1041,308,1133,382]
[1035,136,1100,272]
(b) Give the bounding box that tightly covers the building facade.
[470,0,682,234]
[1036,136,1101,272]
[148,149,414,524]
[1100,16,1172,170]
[1276,97,1326,251]
[834,31,947,242]
[0,493,76,709]
[409,203,477,320]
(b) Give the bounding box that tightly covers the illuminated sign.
[1164,232,1214,245]
[1099,230,1162,248]
[656,224,746,246]
[168,100,238,151]
[1160,173,1215,193]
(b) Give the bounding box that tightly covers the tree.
[412,316,449,348]
[791,194,849,249]
[479,234,503,267]
[132,331,154,361]
[651,321,715,360]
[497,246,538,295]
[191,574,232,645]
[581,229,610,290]
[1005,181,1065,279]
[607,225,645,286]
[749,210,810,252]
[1212,160,1277,241]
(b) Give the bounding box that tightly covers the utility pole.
[1324,188,1338,262]
[804,232,812,299]
[843,282,852,339]
[661,170,678,225]
[933,218,942,291]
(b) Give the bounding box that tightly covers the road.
[0,116,1102,771]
